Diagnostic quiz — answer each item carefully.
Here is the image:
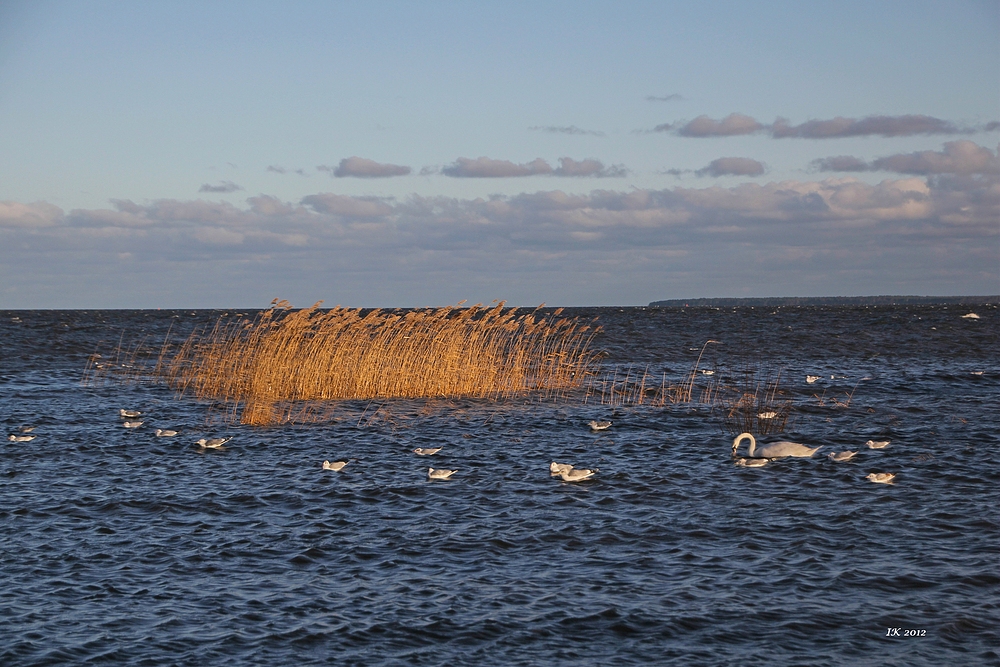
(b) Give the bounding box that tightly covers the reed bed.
[154,300,599,425]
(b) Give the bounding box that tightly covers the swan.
[732,433,820,458]
[123,421,143,428]
[556,467,597,482]
[550,462,574,476]
[588,420,612,431]
[734,457,768,467]
[120,409,142,418]
[8,434,35,442]
[866,440,890,449]
[428,468,456,479]
[866,472,896,484]
[196,437,231,449]
[828,451,857,462]
[155,429,178,437]
[413,447,442,456]
[322,460,348,471]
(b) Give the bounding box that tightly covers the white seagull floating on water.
[428,468,456,480]
[155,429,178,437]
[588,420,612,431]
[866,440,890,449]
[732,432,820,458]
[123,421,143,429]
[196,437,231,449]
[8,434,36,442]
[828,451,858,462]
[549,462,574,476]
[806,375,821,383]
[734,457,768,467]
[322,460,348,471]
[866,472,896,484]
[556,467,597,482]
[413,447,442,456]
[120,409,142,418]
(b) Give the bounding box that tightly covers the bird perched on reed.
[866,472,896,484]
[588,420,612,431]
[413,447,442,456]
[120,409,142,418]
[322,460,348,471]
[428,468,456,479]
[195,437,231,449]
[866,440,890,449]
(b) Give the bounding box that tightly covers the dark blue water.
[2,305,998,666]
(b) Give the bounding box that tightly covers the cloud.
[695,157,766,177]
[199,181,244,193]
[812,141,1000,175]
[553,158,628,177]
[646,94,683,102]
[0,201,64,228]
[300,193,394,218]
[442,157,554,178]
[676,114,764,137]
[772,114,961,138]
[529,125,605,136]
[329,156,412,178]
[266,165,287,174]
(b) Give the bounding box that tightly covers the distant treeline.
[648,295,999,307]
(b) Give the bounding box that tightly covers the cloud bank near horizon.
[647,114,999,138]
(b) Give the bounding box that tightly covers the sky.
[0,0,998,308]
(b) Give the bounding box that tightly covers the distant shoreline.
[648,295,999,307]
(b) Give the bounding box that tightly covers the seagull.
[700,369,715,375]
[866,440,890,449]
[806,375,821,383]
[155,429,178,437]
[734,457,768,467]
[588,420,612,431]
[322,460,348,471]
[196,437,231,449]
[120,409,142,418]
[757,411,777,419]
[18,426,35,433]
[550,462,574,476]
[866,472,896,484]
[8,434,36,442]
[428,467,456,479]
[123,421,143,429]
[413,447,442,456]
[828,451,857,462]
[961,313,980,319]
[556,467,597,482]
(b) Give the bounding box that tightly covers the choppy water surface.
[1,305,998,666]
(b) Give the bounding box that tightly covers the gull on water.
[866,440,890,449]
[866,472,896,484]
[155,429,178,437]
[556,467,597,482]
[732,433,820,458]
[8,434,36,442]
[19,426,35,433]
[428,468,456,480]
[828,451,858,462]
[120,409,142,418]
[123,421,143,429]
[734,457,769,467]
[550,462,574,476]
[757,411,778,419]
[588,420,612,431]
[322,460,348,471]
[961,313,980,319]
[806,375,821,383]
[413,447,442,456]
[196,437,231,449]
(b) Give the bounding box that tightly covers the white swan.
[732,432,820,458]
[196,437,231,449]
[866,472,896,484]
[734,457,768,467]
[588,420,612,431]
[8,434,35,442]
[322,460,348,471]
[428,467,456,479]
[556,467,597,482]
[413,447,442,456]
[866,440,890,449]
[155,429,178,437]
[828,451,857,462]
[550,462,574,476]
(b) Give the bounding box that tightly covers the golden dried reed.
[157,300,598,425]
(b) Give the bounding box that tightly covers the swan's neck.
[734,433,756,456]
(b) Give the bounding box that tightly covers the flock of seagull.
[7,410,897,485]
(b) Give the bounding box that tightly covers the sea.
[1,304,998,666]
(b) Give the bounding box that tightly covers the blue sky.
[1,0,997,308]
